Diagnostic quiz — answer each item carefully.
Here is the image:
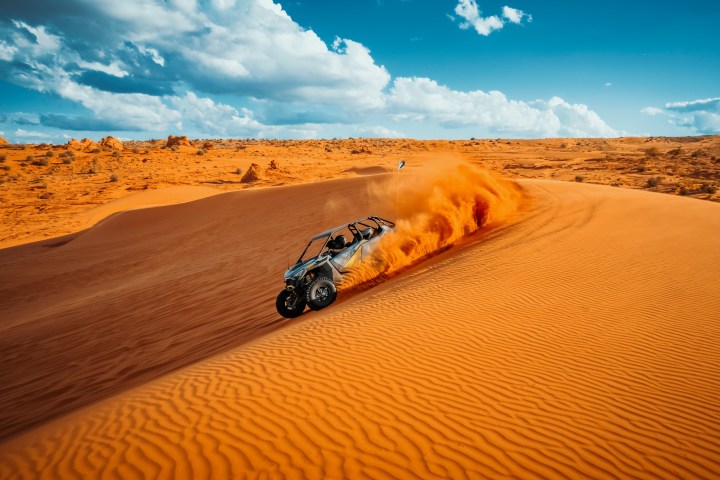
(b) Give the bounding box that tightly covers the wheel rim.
[315,286,329,303]
[285,293,300,309]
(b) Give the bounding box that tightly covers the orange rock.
[0,136,9,145]
[202,141,215,150]
[241,163,263,183]
[99,136,124,151]
[165,135,193,148]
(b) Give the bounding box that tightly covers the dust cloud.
[339,161,523,288]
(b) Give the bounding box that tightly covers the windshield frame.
[296,234,332,263]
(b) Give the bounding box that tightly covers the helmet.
[333,235,346,249]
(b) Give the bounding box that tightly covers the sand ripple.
[2,180,720,479]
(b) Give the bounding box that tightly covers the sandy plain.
[1,135,719,478]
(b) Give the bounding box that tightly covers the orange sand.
[2,170,720,478]
[1,136,718,248]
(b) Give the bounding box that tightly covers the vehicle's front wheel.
[276,290,306,318]
[305,277,337,311]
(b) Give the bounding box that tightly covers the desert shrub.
[62,157,73,164]
[132,148,140,154]
[170,145,179,152]
[644,147,661,157]
[701,183,717,194]
[90,148,102,154]
[26,155,35,162]
[196,149,206,156]
[679,186,689,195]
[31,158,49,167]
[575,175,584,182]
[234,167,243,175]
[45,151,54,158]
[0,165,10,171]
[111,151,121,158]
[636,165,646,172]
[645,177,662,188]
[691,149,707,158]
[109,173,119,182]
[0,154,6,163]
[667,148,684,157]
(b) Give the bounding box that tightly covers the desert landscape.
[1,135,719,478]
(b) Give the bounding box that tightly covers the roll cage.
[296,216,395,264]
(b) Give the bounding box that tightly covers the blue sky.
[0,0,718,143]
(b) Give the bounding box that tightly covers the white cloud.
[137,45,165,67]
[502,6,531,24]
[358,125,405,138]
[387,77,617,137]
[641,107,664,116]
[11,21,61,54]
[642,98,720,134]
[665,97,720,113]
[604,82,612,87]
[454,1,530,36]
[76,60,129,77]
[0,1,618,139]
[0,41,17,61]
[14,128,51,139]
[2,0,390,111]
[168,92,265,136]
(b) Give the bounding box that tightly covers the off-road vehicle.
[276,216,396,318]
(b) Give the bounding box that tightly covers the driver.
[329,234,348,252]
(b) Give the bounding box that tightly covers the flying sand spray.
[340,161,523,289]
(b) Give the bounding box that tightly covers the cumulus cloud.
[387,77,617,137]
[453,1,531,36]
[642,98,720,134]
[0,0,390,134]
[0,0,616,139]
[502,6,531,24]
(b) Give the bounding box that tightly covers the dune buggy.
[276,216,396,318]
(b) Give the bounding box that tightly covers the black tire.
[305,277,337,311]
[276,290,306,318]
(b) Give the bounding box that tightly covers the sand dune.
[0,174,398,440]
[2,178,719,478]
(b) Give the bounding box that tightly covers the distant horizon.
[5,133,720,146]
[1,1,718,143]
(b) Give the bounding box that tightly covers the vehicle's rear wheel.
[305,277,337,311]
[276,290,306,318]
